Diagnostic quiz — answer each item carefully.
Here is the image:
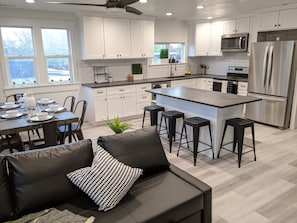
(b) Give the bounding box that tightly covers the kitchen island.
[146,86,261,158]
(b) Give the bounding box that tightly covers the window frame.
[41,27,73,83]
[153,42,186,65]
[0,18,77,88]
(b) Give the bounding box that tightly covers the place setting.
[0,102,21,110]
[0,109,24,119]
[29,112,54,122]
[36,98,55,105]
[44,104,66,113]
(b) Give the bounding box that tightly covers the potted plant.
[160,48,168,64]
[106,116,132,134]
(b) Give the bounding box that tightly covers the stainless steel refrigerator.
[246,41,297,129]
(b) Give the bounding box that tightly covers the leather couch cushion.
[97,127,169,177]
[0,156,14,221]
[56,170,204,223]
[6,139,93,216]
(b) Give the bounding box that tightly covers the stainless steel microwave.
[221,33,249,52]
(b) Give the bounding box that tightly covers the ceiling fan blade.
[117,0,139,7]
[46,2,106,7]
[125,6,142,15]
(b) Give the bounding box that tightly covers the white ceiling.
[1,0,297,21]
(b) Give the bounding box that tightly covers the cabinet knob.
[274,24,277,27]
[119,89,125,92]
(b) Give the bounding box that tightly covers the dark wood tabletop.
[146,86,261,108]
[0,111,78,135]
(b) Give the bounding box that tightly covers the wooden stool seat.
[142,105,165,128]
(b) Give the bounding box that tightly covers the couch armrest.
[169,164,212,223]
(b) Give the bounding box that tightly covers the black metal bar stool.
[159,110,184,153]
[218,118,256,168]
[177,117,214,166]
[142,105,165,128]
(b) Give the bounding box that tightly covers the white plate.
[37,99,55,105]
[30,115,53,122]
[1,112,23,119]
[0,104,21,109]
[45,107,65,113]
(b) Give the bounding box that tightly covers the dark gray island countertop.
[147,86,260,108]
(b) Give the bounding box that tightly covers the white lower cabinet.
[197,78,213,91]
[171,79,197,88]
[237,81,248,115]
[135,83,151,114]
[107,85,136,118]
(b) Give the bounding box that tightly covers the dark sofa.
[0,127,212,223]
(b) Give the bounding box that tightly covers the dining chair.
[0,134,24,154]
[6,93,23,102]
[63,96,76,112]
[57,100,88,144]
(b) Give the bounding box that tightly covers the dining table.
[0,101,79,149]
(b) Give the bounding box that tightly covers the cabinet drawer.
[137,93,151,103]
[94,88,107,96]
[136,83,151,92]
[238,82,248,90]
[107,85,135,95]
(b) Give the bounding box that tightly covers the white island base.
[157,95,244,158]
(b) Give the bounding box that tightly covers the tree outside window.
[153,43,185,64]
[1,27,36,85]
[41,28,72,83]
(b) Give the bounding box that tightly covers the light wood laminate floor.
[83,118,297,223]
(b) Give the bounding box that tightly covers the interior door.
[248,42,271,94]
[265,41,294,97]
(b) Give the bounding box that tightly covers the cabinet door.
[196,78,204,89]
[95,96,108,122]
[141,20,154,57]
[224,20,237,34]
[104,18,131,58]
[237,17,250,33]
[130,20,143,58]
[258,11,280,31]
[107,94,123,118]
[208,21,223,56]
[195,23,210,56]
[122,93,136,117]
[80,17,105,60]
[117,19,131,58]
[279,8,297,30]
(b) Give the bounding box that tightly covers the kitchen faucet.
[169,58,177,77]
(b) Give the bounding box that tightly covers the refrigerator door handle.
[248,93,286,102]
[262,46,269,89]
[267,46,274,89]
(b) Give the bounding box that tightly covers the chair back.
[74,100,88,129]
[63,96,76,112]
[6,93,23,102]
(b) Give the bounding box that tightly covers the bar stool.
[218,118,256,168]
[159,110,184,153]
[142,105,165,128]
[177,117,214,166]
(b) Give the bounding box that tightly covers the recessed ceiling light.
[26,0,35,3]
[207,17,213,20]
[196,5,204,9]
[139,0,147,3]
[166,12,173,16]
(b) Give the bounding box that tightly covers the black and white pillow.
[67,146,143,211]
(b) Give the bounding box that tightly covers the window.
[1,27,36,85]
[41,28,72,83]
[153,43,185,64]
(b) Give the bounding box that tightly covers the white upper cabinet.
[223,17,250,34]
[130,20,154,58]
[80,17,105,60]
[104,18,131,59]
[192,21,223,56]
[258,8,297,31]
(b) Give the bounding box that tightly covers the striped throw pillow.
[67,146,143,211]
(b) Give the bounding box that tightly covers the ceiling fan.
[46,0,143,15]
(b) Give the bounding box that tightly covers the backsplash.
[188,53,250,76]
[79,53,249,83]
